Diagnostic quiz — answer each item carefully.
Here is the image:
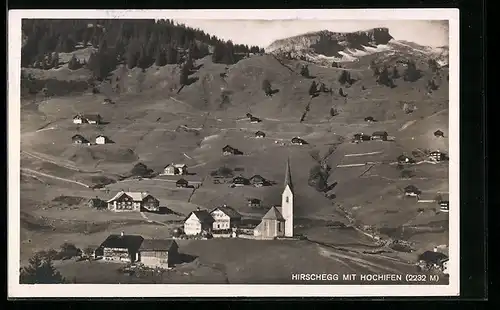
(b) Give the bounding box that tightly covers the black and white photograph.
[8,9,459,297]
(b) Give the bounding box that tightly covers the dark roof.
[233,175,248,181]
[250,116,261,122]
[372,131,388,136]
[262,206,285,221]
[247,198,261,203]
[139,239,177,251]
[72,134,88,141]
[365,116,374,120]
[418,251,448,264]
[176,178,189,184]
[222,145,235,151]
[99,234,144,252]
[211,206,242,219]
[186,210,215,224]
[255,131,266,136]
[404,185,420,193]
[250,175,266,182]
[434,130,444,135]
[284,158,294,193]
[82,114,102,121]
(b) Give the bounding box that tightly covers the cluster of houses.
[183,159,295,240]
[403,185,449,212]
[95,231,180,269]
[352,131,390,143]
[71,114,114,146]
[229,174,269,188]
[397,150,448,164]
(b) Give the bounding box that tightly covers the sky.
[173,19,449,48]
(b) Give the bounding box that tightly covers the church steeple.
[284,157,294,193]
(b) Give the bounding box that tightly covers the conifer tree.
[309,81,318,96]
[262,79,272,96]
[338,70,351,85]
[392,66,400,79]
[179,63,190,86]
[19,253,65,284]
[67,54,80,70]
[154,48,167,66]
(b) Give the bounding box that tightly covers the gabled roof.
[262,206,285,221]
[106,191,151,203]
[284,158,294,193]
[250,116,261,122]
[72,134,86,140]
[211,206,241,219]
[96,135,109,139]
[255,131,266,136]
[372,131,388,136]
[174,164,187,168]
[139,239,177,251]
[404,185,420,193]
[82,114,102,121]
[176,178,189,184]
[247,198,261,203]
[250,174,266,182]
[222,145,234,150]
[185,210,215,224]
[99,234,144,251]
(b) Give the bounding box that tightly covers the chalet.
[434,130,445,138]
[184,210,215,235]
[95,232,144,263]
[247,198,262,208]
[232,176,249,187]
[397,154,415,164]
[176,178,189,188]
[291,137,307,145]
[138,239,179,269]
[72,134,90,145]
[222,145,243,156]
[371,131,389,141]
[73,114,103,125]
[95,135,112,145]
[106,191,160,212]
[255,131,266,138]
[429,151,446,162]
[364,116,375,122]
[210,205,242,231]
[246,113,253,119]
[73,114,87,124]
[87,197,107,209]
[253,206,286,240]
[162,163,188,176]
[249,175,266,187]
[353,133,363,141]
[404,185,421,197]
[103,98,114,105]
[250,116,262,124]
[417,250,449,272]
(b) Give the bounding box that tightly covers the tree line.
[21,19,264,80]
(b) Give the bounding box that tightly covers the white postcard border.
[8,9,460,298]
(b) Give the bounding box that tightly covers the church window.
[286,196,289,203]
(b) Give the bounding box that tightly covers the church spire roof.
[284,157,294,193]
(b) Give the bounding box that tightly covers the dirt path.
[21,150,103,174]
[399,109,448,132]
[20,168,90,188]
[139,212,167,226]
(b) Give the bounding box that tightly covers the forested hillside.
[21,19,264,80]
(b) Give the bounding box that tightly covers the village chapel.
[253,158,294,239]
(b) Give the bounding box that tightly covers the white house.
[95,135,111,145]
[162,163,188,176]
[210,205,242,231]
[183,210,214,236]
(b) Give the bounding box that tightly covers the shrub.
[20,254,66,284]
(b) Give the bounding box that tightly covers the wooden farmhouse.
[404,185,421,197]
[95,232,144,263]
[371,131,389,141]
[72,134,90,145]
[183,210,215,236]
[255,131,266,138]
[250,116,262,123]
[176,178,189,188]
[222,145,243,156]
[73,114,103,125]
[138,239,179,269]
[434,130,445,138]
[291,137,307,145]
[249,175,266,187]
[232,176,249,187]
[210,205,242,231]
[162,163,188,176]
[429,151,446,162]
[106,191,160,212]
